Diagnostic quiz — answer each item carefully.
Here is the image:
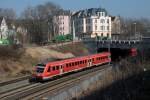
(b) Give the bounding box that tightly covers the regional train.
[31,52,111,81]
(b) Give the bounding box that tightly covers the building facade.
[111,16,121,40]
[0,17,8,39]
[53,12,71,36]
[72,8,111,39]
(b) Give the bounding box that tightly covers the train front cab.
[31,63,48,82]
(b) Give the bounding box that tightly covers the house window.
[95,19,97,23]
[100,12,102,16]
[107,26,109,30]
[103,12,105,16]
[101,26,103,30]
[101,33,103,37]
[86,19,91,23]
[107,19,109,23]
[95,25,97,31]
[87,26,91,31]
[101,19,105,23]
[107,33,109,37]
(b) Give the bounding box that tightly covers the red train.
[130,48,137,57]
[31,52,111,81]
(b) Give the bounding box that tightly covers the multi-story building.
[53,11,71,36]
[72,8,111,39]
[111,16,121,40]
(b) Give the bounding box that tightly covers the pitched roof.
[73,8,108,18]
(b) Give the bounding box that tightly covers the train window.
[60,65,62,69]
[69,63,71,67]
[80,61,82,64]
[88,59,91,62]
[52,67,55,71]
[92,58,94,61]
[66,64,68,67]
[75,62,77,65]
[37,67,44,73]
[78,61,79,65]
[71,63,72,66]
[48,67,51,72]
[72,63,74,66]
[56,66,59,70]
[37,64,46,67]
[85,60,87,63]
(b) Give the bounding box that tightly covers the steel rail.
[1,64,111,100]
[0,75,30,86]
[0,83,41,99]
[25,66,111,99]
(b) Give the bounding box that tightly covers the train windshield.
[36,67,44,73]
[36,64,46,73]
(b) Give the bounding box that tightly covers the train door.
[60,65,63,74]
[88,59,92,67]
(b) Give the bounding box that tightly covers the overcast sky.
[0,0,150,19]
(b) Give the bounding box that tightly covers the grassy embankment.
[0,42,90,81]
[77,56,150,100]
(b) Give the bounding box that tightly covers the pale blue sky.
[0,0,150,19]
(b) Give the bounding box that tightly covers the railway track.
[0,75,31,95]
[0,64,111,100]
[0,75,30,86]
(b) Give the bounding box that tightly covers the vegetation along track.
[1,64,110,100]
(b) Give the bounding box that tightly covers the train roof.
[46,52,110,66]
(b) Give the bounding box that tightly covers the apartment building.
[72,8,111,39]
[111,16,121,40]
[53,11,71,36]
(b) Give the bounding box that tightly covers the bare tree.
[120,17,150,39]
[20,2,62,44]
[0,8,16,19]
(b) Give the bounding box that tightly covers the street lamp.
[133,22,136,39]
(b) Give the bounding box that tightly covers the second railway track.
[0,64,111,100]
[0,75,31,95]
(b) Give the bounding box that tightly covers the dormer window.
[97,12,101,16]
[100,12,102,16]
[103,12,105,16]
